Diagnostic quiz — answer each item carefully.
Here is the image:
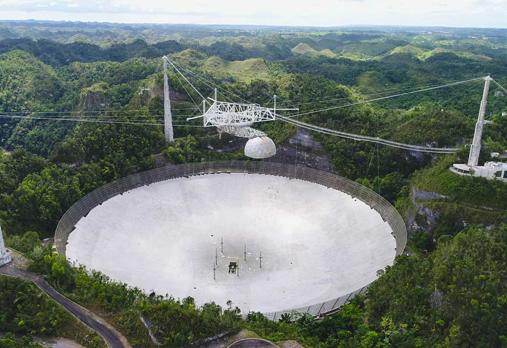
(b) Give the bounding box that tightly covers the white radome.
[244,136,276,159]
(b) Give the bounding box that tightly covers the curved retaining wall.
[54,161,407,319]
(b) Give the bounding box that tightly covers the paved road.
[0,253,130,348]
[227,338,278,348]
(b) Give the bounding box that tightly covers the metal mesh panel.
[307,303,324,316]
[319,298,341,315]
[54,161,407,319]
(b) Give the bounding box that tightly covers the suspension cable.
[164,66,482,153]
[0,114,207,127]
[277,77,481,108]
[277,114,459,153]
[492,78,507,95]
[169,59,252,104]
[163,57,208,102]
[285,77,485,118]
[172,68,203,110]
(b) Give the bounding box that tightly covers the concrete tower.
[0,224,12,266]
[162,56,174,144]
[468,76,492,167]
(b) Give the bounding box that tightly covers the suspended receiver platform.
[187,97,281,158]
[198,98,276,138]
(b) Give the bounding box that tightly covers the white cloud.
[0,0,506,27]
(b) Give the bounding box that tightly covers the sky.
[1,0,507,28]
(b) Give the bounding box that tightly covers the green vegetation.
[245,225,507,347]
[202,57,272,82]
[0,275,105,348]
[1,21,506,347]
[28,246,242,347]
[413,156,507,209]
[3,231,242,347]
[163,135,244,164]
[291,43,337,58]
[407,156,507,248]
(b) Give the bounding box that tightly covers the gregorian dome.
[244,136,276,159]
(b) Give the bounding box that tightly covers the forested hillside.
[0,22,506,347]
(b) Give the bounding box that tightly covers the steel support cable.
[164,64,477,153]
[0,112,196,121]
[277,85,431,108]
[274,76,484,153]
[6,72,479,151]
[277,115,459,153]
[172,64,225,103]
[11,88,479,153]
[171,61,480,109]
[0,107,201,115]
[271,76,485,107]
[0,114,165,126]
[171,69,203,111]
[1,76,485,125]
[169,60,252,104]
[164,58,208,102]
[0,114,197,122]
[492,78,507,95]
[0,114,207,127]
[168,61,222,94]
[285,77,485,118]
[169,60,244,102]
[168,59,483,121]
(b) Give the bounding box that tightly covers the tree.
[163,135,202,164]
[7,165,81,236]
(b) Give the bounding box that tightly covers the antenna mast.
[162,56,174,144]
[468,76,492,167]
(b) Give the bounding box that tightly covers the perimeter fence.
[54,160,407,319]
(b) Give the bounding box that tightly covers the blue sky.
[1,0,506,28]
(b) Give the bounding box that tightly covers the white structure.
[161,57,297,159]
[451,161,507,181]
[196,94,284,158]
[0,224,12,266]
[162,56,174,144]
[468,76,492,167]
[66,173,397,314]
[186,91,285,159]
[244,137,276,159]
[451,76,507,181]
[202,99,276,130]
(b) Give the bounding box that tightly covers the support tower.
[450,75,507,181]
[468,75,492,167]
[0,224,12,266]
[162,56,174,144]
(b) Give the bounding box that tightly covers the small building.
[228,261,239,274]
[451,162,507,182]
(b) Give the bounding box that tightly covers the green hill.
[291,42,336,58]
[0,50,62,111]
[385,44,493,62]
[203,56,271,82]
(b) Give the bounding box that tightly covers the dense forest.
[1,21,506,347]
[0,274,105,348]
